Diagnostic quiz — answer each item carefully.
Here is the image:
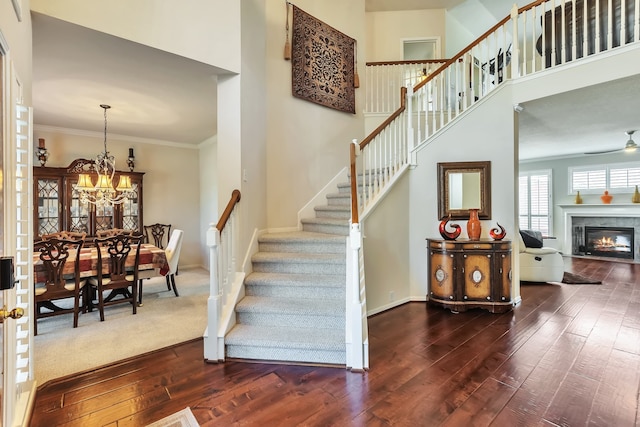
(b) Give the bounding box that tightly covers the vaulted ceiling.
[31,2,640,159]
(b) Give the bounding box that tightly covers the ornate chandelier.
[74,104,134,206]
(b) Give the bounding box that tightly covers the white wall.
[265,0,366,228]
[199,136,217,268]
[30,0,240,73]
[363,173,411,314]
[444,12,474,57]
[240,0,268,261]
[0,0,32,103]
[33,129,203,268]
[365,9,447,61]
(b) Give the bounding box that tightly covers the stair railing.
[366,0,640,121]
[349,0,640,371]
[365,60,447,113]
[204,189,241,362]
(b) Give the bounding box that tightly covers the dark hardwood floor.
[31,257,640,426]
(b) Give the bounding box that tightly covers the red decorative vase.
[601,190,613,204]
[467,208,482,240]
[439,214,461,240]
[489,223,506,240]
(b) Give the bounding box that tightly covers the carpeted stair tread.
[236,295,345,315]
[300,217,349,236]
[314,205,350,213]
[252,251,344,264]
[259,230,346,244]
[325,192,350,205]
[300,216,349,225]
[226,324,344,350]
[258,231,346,254]
[314,207,351,220]
[245,272,345,288]
[337,178,382,193]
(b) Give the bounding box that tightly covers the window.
[519,170,551,235]
[570,163,640,194]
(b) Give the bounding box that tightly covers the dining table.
[34,243,170,309]
[33,243,169,281]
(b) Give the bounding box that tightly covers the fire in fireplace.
[584,226,634,259]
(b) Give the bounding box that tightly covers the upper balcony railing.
[364,60,447,113]
[365,0,640,117]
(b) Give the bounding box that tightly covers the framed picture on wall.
[11,0,22,22]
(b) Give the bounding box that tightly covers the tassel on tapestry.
[353,40,360,88]
[283,1,291,60]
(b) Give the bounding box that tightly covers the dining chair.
[138,223,173,297]
[143,223,171,249]
[96,228,135,238]
[89,234,143,321]
[42,231,87,241]
[33,238,86,335]
[138,229,184,304]
[164,229,184,297]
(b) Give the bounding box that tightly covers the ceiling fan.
[585,130,638,155]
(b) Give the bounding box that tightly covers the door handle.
[0,306,24,323]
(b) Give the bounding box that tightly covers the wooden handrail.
[216,189,241,231]
[350,143,359,225]
[413,0,544,93]
[359,86,407,150]
[365,59,449,66]
[413,13,511,92]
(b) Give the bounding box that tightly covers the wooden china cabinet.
[33,158,144,240]
[427,238,512,314]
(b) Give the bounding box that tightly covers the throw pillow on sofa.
[519,229,543,248]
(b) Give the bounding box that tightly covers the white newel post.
[346,222,366,371]
[204,222,224,361]
[406,85,417,167]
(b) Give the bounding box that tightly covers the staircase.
[224,181,351,365]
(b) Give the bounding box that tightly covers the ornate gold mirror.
[437,161,491,220]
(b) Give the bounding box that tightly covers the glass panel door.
[121,182,139,231]
[69,180,91,234]
[36,177,61,238]
[95,204,115,233]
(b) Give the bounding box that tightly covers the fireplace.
[584,226,634,259]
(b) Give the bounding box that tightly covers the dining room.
[31,104,213,387]
[32,226,209,384]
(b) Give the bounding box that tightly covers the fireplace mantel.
[559,203,640,255]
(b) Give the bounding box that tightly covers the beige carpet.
[34,267,209,384]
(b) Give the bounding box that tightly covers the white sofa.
[519,230,564,283]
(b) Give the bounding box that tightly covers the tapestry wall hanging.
[291,5,356,114]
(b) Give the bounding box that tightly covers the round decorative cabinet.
[427,238,513,313]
